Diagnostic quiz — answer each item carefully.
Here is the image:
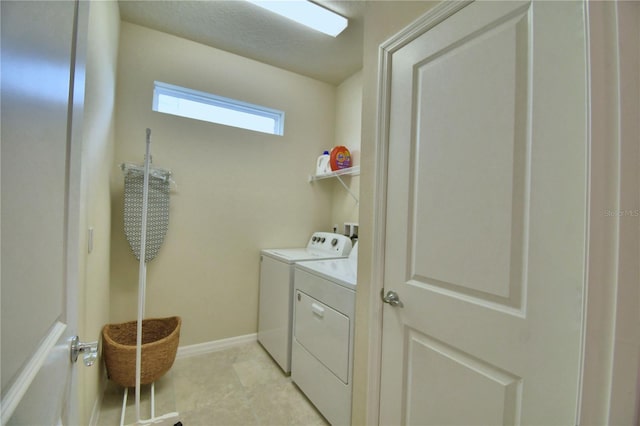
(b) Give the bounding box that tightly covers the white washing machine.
[292,243,358,426]
[258,232,352,374]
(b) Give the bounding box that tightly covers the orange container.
[329,146,352,171]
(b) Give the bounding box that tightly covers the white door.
[378,1,588,424]
[1,1,88,424]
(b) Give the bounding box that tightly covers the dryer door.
[294,290,350,383]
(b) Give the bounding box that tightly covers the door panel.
[411,9,529,309]
[405,330,521,426]
[379,1,588,424]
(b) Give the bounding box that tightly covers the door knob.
[381,289,404,307]
[70,336,98,367]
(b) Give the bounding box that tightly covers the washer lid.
[261,248,346,264]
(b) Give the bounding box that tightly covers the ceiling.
[118,0,366,85]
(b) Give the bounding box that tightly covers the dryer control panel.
[306,232,352,256]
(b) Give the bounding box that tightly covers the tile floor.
[97,341,329,425]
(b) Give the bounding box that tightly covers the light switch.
[88,227,94,254]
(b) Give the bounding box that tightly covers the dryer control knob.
[331,238,338,246]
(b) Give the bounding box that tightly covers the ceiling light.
[246,0,348,37]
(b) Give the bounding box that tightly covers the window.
[152,81,285,136]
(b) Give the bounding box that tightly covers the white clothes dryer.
[292,243,358,426]
[258,232,352,374]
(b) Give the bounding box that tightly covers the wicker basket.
[102,316,181,387]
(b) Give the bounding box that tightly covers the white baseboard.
[176,333,257,359]
[88,368,109,426]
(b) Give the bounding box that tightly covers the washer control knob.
[331,238,338,246]
[321,237,326,243]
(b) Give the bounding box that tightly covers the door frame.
[365,3,472,425]
[578,1,640,423]
[65,1,90,423]
[366,1,639,424]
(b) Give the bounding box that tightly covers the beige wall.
[111,23,337,345]
[352,2,437,425]
[77,0,120,423]
[331,71,362,231]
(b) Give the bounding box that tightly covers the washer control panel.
[307,232,352,256]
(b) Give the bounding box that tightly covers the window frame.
[152,81,285,136]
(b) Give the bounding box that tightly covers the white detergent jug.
[316,151,331,175]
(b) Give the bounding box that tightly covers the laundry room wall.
[77,0,120,423]
[110,22,337,346]
[331,71,362,232]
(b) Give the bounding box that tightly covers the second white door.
[379,1,589,424]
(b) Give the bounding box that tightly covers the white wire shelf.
[308,165,360,182]
[308,165,360,204]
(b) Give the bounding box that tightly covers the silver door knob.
[70,336,98,367]
[381,290,404,307]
